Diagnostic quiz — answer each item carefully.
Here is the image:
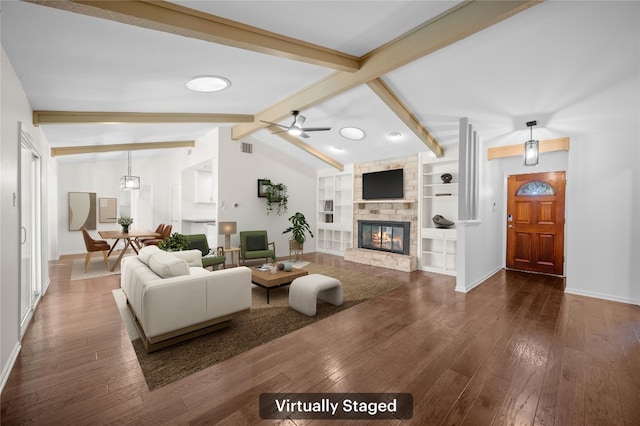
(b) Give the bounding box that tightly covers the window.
[516,181,555,196]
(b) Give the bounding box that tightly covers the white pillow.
[170,249,204,268]
[148,251,190,278]
[138,245,161,266]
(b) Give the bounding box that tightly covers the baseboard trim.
[0,342,22,394]
[564,287,640,306]
[455,266,502,293]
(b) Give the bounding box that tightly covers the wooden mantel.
[487,137,570,160]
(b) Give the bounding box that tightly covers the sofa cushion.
[170,249,204,268]
[138,245,161,266]
[148,251,190,278]
[246,235,267,251]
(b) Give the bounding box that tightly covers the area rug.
[113,263,402,390]
[70,258,120,281]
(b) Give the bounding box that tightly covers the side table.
[225,247,240,267]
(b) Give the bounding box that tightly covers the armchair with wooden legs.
[80,226,111,272]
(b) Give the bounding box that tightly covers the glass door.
[20,129,42,336]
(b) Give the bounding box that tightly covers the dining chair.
[80,226,111,272]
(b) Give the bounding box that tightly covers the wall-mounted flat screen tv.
[362,168,404,200]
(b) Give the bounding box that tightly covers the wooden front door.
[506,171,566,275]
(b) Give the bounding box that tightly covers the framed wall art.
[68,192,96,230]
[257,179,271,198]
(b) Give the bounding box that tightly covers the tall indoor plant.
[283,212,314,260]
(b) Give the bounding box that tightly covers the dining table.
[98,229,160,271]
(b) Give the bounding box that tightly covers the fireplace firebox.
[357,220,410,255]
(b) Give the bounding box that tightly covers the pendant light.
[120,151,140,190]
[524,120,539,166]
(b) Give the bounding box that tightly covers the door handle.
[21,226,27,244]
[507,225,514,228]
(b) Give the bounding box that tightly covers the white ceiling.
[1,1,637,168]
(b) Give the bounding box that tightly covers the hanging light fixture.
[120,151,140,190]
[524,120,539,166]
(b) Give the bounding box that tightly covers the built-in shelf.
[419,151,458,276]
[317,168,353,256]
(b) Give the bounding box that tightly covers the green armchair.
[184,234,226,270]
[239,230,276,264]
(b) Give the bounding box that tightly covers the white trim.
[564,287,640,306]
[455,266,501,293]
[0,342,21,393]
[455,220,482,226]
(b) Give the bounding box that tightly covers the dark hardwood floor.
[2,252,639,425]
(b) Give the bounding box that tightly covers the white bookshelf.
[317,167,353,255]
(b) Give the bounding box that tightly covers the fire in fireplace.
[357,220,410,255]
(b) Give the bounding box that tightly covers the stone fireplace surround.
[344,155,419,272]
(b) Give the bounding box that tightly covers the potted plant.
[283,212,314,259]
[117,216,133,233]
[269,253,278,274]
[265,182,288,215]
[158,232,188,252]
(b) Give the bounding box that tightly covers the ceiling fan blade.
[300,132,310,138]
[260,120,289,129]
[301,127,331,132]
[294,114,306,128]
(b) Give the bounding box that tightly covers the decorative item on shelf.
[158,232,188,252]
[265,182,288,215]
[117,216,133,233]
[283,212,314,261]
[440,173,453,183]
[284,261,292,272]
[432,215,455,229]
[218,221,237,249]
[277,262,285,271]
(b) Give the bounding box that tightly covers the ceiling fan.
[261,110,331,138]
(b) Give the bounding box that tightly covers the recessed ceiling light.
[185,75,231,92]
[388,131,403,140]
[339,127,365,140]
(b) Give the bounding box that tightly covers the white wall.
[1,48,51,390]
[563,75,640,304]
[217,127,317,257]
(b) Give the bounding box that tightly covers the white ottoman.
[289,274,343,316]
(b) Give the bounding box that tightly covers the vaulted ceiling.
[2,1,636,169]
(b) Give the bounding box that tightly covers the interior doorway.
[506,171,566,276]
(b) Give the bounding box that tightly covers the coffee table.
[251,267,308,304]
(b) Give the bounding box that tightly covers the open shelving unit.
[317,167,353,255]
[420,152,458,276]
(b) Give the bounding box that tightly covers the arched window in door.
[516,181,555,196]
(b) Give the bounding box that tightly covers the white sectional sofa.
[120,245,251,351]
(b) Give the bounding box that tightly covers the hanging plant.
[265,182,288,215]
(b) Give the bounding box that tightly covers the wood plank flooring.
[2,253,639,425]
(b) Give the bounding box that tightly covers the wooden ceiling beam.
[487,137,570,160]
[266,125,344,171]
[27,0,360,72]
[33,111,253,126]
[366,78,444,157]
[231,0,540,152]
[51,140,195,157]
